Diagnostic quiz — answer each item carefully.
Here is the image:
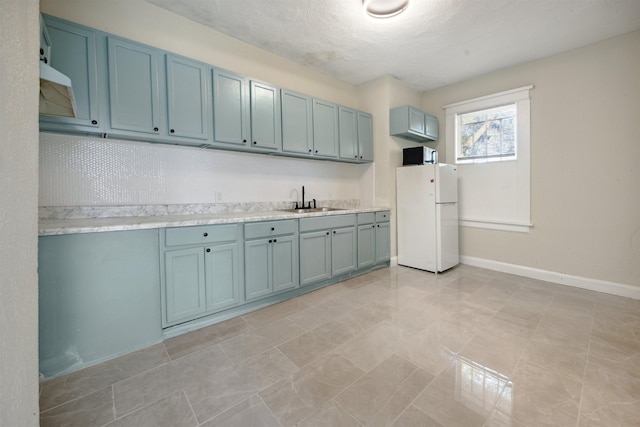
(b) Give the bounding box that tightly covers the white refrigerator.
[396,164,459,272]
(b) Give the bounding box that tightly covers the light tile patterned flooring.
[39,265,640,426]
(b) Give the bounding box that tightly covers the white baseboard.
[460,256,640,300]
[390,256,398,267]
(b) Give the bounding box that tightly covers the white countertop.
[39,206,391,236]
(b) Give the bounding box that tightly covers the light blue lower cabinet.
[272,235,298,292]
[331,226,357,276]
[205,242,241,312]
[164,246,207,324]
[38,229,163,378]
[299,230,332,286]
[357,223,376,269]
[161,224,242,328]
[376,219,391,263]
[375,211,391,264]
[244,221,299,300]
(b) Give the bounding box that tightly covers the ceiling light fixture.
[362,0,410,19]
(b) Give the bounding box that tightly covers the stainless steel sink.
[280,207,345,214]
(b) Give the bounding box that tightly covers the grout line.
[256,394,285,427]
[182,389,199,426]
[575,297,597,427]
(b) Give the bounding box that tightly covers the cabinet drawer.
[165,224,239,247]
[299,214,356,232]
[357,213,374,225]
[244,219,297,239]
[375,211,390,222]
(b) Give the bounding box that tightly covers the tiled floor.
[39,265,640,426]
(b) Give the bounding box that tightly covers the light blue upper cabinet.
[250,81,281,151]
[40,15,102,132]
[281,89,313,155]
[424,114,438,141]
[39,16,375,163]
[312,98,339,158]
[409,107,426,135]
[212,68,249,146]
[390,105,438,143]
[166,54,210,141]
[338,106,358,161]
[357,112,374,162]
[107,37,162,136]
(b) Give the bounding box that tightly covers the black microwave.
[403,146,438,165]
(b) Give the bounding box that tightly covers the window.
[444,85,533,233]
[457,103,517,163]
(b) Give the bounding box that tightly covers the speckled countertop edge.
[39,206,391,236]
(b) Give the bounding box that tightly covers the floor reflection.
[454,353,513,416]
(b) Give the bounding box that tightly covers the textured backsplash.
[39,133,365,207]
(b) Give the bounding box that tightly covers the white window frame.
[444,85,533,233]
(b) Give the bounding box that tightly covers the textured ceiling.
[145,0,640,92]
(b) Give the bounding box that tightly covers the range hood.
[39,61,77,118]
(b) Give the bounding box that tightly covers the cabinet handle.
[243,139,247,143]
[377,225,380,227]
[355,155,358,159]
[273,239,277,243]
[40,48,44,55]
[269,239,273,243]
[308,149,312,153]
[271,227,275,231]
[253,141,257,145]
[206,248,211,253]
[315,150,318,153]
[203,232,208,237]
[153,127,159,132]
[333,231,336,234]
[360,156,363,159]
[91,120,98,125]
[372,225,375,228]
[326,232,329,235]
[170,129,175,134]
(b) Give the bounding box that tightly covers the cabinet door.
[166,54,209,141]
[272,234,298,292]
[357,111,374,162]
[244,238,272,300]
[299,231,331,286]
[164,247,206,325]
[250,81,281,150]
[205,242,241,312]
[40,16,101,131]
[331,226,357,276]
[108,37,162,135]
[375,222,391,263]
[357,224,376,269]
[338,106,358,161]
[212,69,249,146]
[408,107,425,135]
[281,89,313,155]
[312,99,339,158]
[424,113,438,141]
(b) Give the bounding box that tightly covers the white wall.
[0,0,40,425]
[357,76,423,257]
[39,0,370,208]
[422,30,640,289]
